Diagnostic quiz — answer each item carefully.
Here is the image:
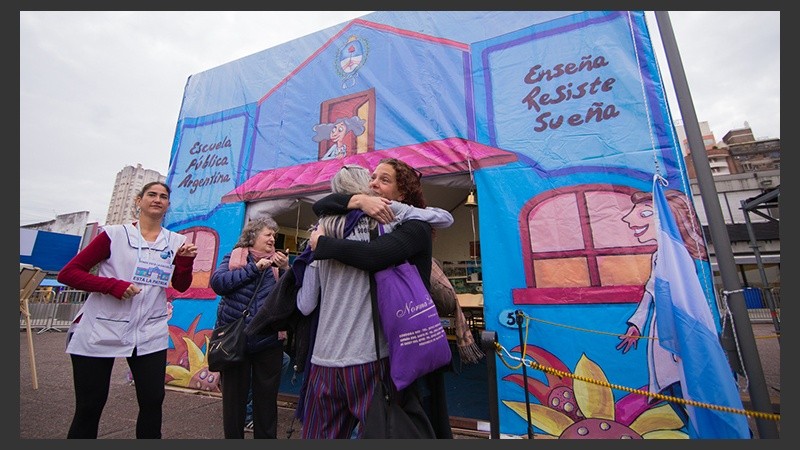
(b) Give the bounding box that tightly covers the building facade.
[680,125,781,179]
[20,211,90,236]
[105,164,166,225]
[689,170,780,291]
[675,123,781,298]
[675,120,716,156]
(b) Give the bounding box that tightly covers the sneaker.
[244,421,254,433]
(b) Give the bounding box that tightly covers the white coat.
[66,224,187,357]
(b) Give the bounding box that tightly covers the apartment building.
[105,164,166,225]
[675,123,780,294]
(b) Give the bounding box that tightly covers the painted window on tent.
[512,184,656,305]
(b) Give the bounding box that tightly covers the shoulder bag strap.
[243,268,268,318]
[369,274,381,362]
[368,225,382,363]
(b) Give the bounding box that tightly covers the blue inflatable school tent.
[161,11,729,439]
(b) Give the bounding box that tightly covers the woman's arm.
[313,220,431,272]
[171,254,195,292]
[391,202,453,228]
[57,232,131,299]
[296,263,321,316]
[313,193,394,224]
[311,193,352,216]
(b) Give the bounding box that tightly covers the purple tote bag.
[374,261,452,390]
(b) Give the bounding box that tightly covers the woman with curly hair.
[307,158,454,439]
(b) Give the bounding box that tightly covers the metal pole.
[654,11,778,438]
[515,310,534,439]
[740,199,781,342]
[481,330,500,439]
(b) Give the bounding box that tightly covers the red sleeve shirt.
[57,230,195,298]
[57,232,130,299]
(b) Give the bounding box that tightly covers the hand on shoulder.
[354,194,394,224]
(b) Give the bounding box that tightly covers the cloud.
[20,11,371,225]
[648,11,780,141]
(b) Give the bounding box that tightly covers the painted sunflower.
[165,336,220,392]
[503,350,687,439]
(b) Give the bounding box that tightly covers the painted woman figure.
[312,115,366,160]
[617,188,709,400]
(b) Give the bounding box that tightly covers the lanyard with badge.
[130,223,175,288]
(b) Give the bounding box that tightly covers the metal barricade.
[24,302,57,331]
[19,289,88,333]
[746,287,781,324]
[715,286,781,324]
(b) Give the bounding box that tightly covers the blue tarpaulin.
[743,287,764,309]
[19,229,80,272]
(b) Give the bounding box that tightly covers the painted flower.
[166,314,212,371]
[503,344,584,421]
[503,350,687,439]
[165,336,220,393]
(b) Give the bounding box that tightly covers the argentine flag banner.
[652,176,750,439]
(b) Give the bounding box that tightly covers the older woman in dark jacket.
[210,215,290,439]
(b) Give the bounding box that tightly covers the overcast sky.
[20,11,780,226]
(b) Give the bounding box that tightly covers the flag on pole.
[652,175,750,439]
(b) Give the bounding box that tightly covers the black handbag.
[207,268,267,373]
[361,271,436,439]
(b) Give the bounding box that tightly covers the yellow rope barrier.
[526,314,656,340]
[496,312,780,423]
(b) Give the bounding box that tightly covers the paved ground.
[18,323,779,439]
[736,322,781,439]
[17,330,485,440]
